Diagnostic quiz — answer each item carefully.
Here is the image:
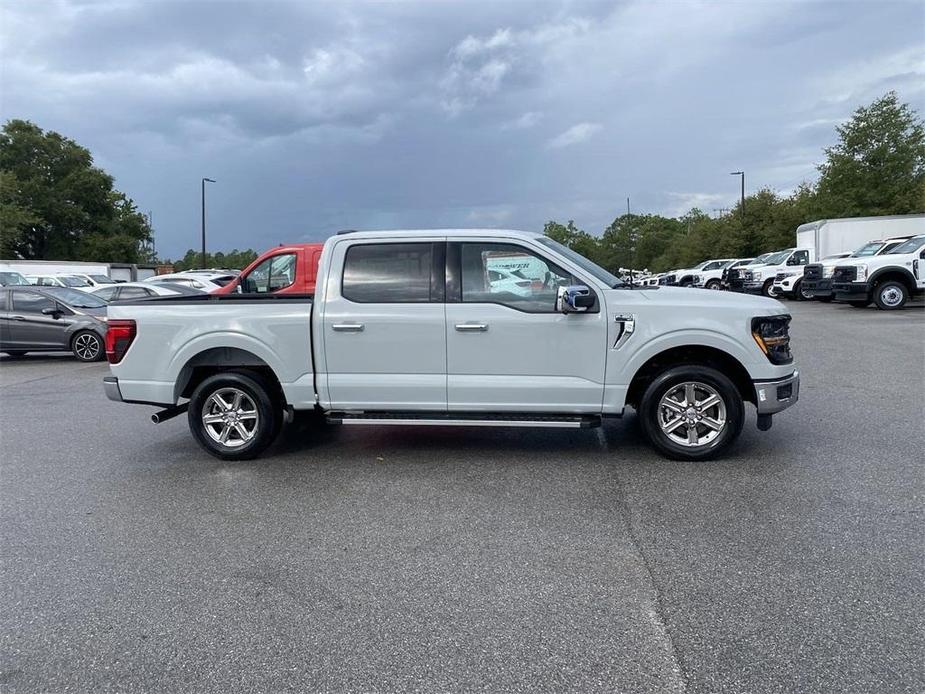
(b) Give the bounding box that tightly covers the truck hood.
[619,285,786,313]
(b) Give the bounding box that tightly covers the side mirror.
[41,307,61,319]
[556,285,594,313]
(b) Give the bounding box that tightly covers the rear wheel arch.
[625,345,755,410]
[176,347,285,405]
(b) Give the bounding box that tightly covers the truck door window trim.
[446,241,599,314]
[341,241,444,304]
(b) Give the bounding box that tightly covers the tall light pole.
[729,171,745,218]
[201,177,215,269]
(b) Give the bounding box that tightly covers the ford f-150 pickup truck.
[102,229,800,461]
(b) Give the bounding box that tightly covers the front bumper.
[103,376,124,402]
[754,371,799,414]
[833,282,869,300]
[744,281,765,294]
[803,278,832,297]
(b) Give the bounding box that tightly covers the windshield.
[761,250,791,265]
[0,271,30,286]
[59,275,91,287]
[89,274,116,284]
[42,287,108,308]
[536,237,623,287]
[850,242,886,257]
[886,235,925,254]
[751,253,772,264]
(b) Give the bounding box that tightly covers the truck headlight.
[752,315,793,365]
[752,271,762,281]
[855,264,868,282]
[822,266,835,278]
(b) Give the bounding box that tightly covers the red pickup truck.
[214,243,324,295]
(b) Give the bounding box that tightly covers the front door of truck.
[444,241,608,413]
[321,239,447,411]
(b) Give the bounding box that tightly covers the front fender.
[613,327,770,386]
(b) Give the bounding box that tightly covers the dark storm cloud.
[1,0,922,256]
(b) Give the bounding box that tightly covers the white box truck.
[795,214,925,259]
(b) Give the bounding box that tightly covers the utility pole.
[729,171,745,218]
[626,197,631,216]
[201,178,216,269]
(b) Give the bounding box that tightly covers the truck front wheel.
[873,280,908,310]
[761,280,775,297]
[188,371,281,461]
[638,365,744,461]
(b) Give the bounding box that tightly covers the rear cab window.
[342,243,435,303]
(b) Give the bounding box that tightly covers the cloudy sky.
[2,0,923,258]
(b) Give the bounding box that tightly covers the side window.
[13,291,55,314]
[94,287,119,301]
[342,243,433,303]
[459,242,578,313]
[791,250,809,265]
[119,287,151,300]
[243,253,297,294]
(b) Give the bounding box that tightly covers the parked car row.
[656,233,925,311]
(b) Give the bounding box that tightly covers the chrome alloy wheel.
[879,285,903,307]
[74,333,101,360]
[658,381,727,447]
[201,387,260,448]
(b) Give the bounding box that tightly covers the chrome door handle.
[455,323,488,332]
[332,322,364,332]
[11,316,25,321]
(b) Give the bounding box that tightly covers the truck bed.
[106,293,315,408]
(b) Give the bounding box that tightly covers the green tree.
[166,248,258,271]
[0,170,40,256]
[543,220,606,266]
[816,91,925,217]
[0,119,152,261]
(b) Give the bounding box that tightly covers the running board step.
[328,412,602,429]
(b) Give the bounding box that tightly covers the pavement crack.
[610,465,690,693]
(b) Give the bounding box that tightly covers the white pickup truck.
[102,229,800,461]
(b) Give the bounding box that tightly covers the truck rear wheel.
[637,365,744,461]
[188,371,281,460]
[873,280,908,310]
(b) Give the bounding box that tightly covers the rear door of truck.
[320,237,447,411]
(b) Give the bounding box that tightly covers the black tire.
[71,330,104,361]
[848,300,870,308]
[873,280,908,311]
[761,280,775,297]
[796,280,812,301]
[638,365,744,461]
[705,279,722,291]
[188,371,281,461]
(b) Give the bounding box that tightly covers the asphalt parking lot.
[1,300,923,693]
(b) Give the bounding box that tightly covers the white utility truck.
[102,230,800,461]
[795,214,925,260]
[738,248,814,297]
[832,234,925,310]
[801,237,912,302]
